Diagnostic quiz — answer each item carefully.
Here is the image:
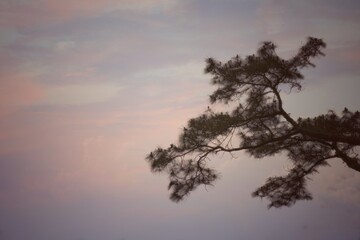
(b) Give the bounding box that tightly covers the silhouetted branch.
[147,37,360,208]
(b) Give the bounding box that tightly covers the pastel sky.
[1,0,360,239]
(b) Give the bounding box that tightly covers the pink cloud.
[0,86,207,207]
[0,73,44,117]
[338,45,360,62]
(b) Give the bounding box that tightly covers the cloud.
[43,83,123,105]
[256,0,360,48]
[0,90,204,209]
[0,0,179,29]
[0,73,44,117]
[0,60,209,198]
[308,159,360,207]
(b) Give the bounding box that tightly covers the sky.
[0,0,360,239]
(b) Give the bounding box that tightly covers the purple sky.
[1,0,360,239]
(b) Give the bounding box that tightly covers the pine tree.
[146,37,360,208]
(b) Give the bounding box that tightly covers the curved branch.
[334,145,360,172]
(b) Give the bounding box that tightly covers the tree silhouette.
[146,37,360,208]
